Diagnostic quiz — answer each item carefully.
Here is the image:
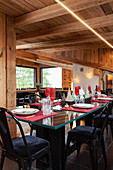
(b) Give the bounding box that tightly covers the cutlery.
[25,114,42,119]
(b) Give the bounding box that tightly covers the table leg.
[36,126,65,170]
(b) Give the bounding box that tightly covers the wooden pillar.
[0,12,16,138]
[0,12,6,107]
[6,15,16,108]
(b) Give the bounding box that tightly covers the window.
[41,67,62,88]
[16,66,36,89]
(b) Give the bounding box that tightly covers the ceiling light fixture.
[55,0,113,49]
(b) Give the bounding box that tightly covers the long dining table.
[7,102,106,170]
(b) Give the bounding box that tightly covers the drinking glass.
[42,98,51,115]
[45,87,50,98]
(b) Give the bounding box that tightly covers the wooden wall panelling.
[62,69,73,90]
[90,49,95,64]
[99,70,103,90]
[106,74,112,89]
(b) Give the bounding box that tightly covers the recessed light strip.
[55,0,113,49]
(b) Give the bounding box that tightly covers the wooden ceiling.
[1,0,113,65]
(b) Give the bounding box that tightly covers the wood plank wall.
[73,48,113,72]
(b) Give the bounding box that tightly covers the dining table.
[7,101,107,170]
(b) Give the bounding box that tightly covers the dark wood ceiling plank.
[16,14,113,41]
[15,0,113,26]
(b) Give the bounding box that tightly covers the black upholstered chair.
[23,94,41,135]
[65,102,110,170]
[0,108,51,170]
[94,101,113,138]
[23,93,41,105]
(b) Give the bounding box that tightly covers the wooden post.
[0,12,16,138]
[0,12,6,107]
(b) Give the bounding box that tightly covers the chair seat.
[68,126,101,140]
[12,135,49,158]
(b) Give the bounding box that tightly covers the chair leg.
[30,128,33,136]
[65,136,71,161]
[109,122,113,139]
[100,136,107,168]
[0,151,5,170]
[89,141,98,170]
[105,124,108,136]
[76,141,81,158]
[70,122,73,129]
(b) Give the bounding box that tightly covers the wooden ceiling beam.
[25,50,74,63]
[15,0,113,26]
[17,14,113,41]
[16,50,73,70]
[16,32,113,50]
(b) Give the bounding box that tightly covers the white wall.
[73,63,99,91]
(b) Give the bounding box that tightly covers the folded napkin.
[61,105,101,113]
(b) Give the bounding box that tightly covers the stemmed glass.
[45,87,50,98]
[88,85,91,92]
[50,88,56,112]
[75,87,79,103]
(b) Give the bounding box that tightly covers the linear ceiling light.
[55,0,113,49]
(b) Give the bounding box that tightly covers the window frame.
[16,65,37,90]
[40,66,62,90]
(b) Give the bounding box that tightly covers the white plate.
[98,97,113,101]
[72,103,95,109]
[11,108,39,115]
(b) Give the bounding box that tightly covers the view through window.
[41,67,62,88]
[16,66,36,89]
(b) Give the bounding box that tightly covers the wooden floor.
[66,126,113,170]
[1,123,113,170]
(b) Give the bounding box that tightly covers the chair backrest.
[92,101,112,138]
[0,108,29,157]
[28,94,38,103]
[0,108,14,154]
[23,94,40,104]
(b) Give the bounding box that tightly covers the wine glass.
[75,87,79,96]
[50,88,56,112]
[45,87,50,98]
[88,85,91,93]
[75,87,79,103]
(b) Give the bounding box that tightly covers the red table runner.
[6,111,58,122]
[90,99,109,103]
[61,105,101,113]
